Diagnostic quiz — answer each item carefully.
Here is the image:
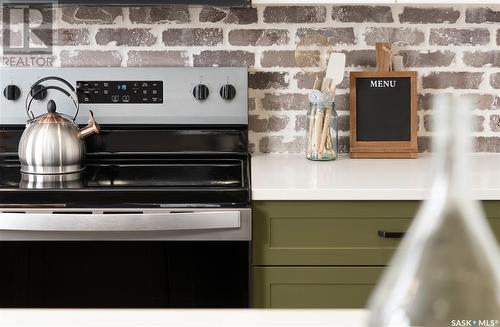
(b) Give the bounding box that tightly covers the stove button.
[220,84,236,101]
[30,84,47,100]
[3,85,21,101]
[193,84,209,101]
[111,95,119,102]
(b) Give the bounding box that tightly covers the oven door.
[0,208,251,308]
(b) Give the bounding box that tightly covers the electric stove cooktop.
[0,155,250,207]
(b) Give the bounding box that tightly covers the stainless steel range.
[0,67,250,308]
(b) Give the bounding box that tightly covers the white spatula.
[325,52,346,91]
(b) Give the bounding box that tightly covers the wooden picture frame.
[349,71,418,159]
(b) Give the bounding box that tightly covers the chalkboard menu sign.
[349,71,417,159]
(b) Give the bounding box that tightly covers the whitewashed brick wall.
[3,5,500,153]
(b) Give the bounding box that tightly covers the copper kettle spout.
[78,110,100,139]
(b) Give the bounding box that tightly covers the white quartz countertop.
[0,309,367,327]
[251,154,500,201]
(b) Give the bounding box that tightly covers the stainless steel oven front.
[0,208,251,308]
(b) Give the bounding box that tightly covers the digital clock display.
[76,80,163,104]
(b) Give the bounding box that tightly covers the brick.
[419,93,497,111]
[418,94,430,111]
[229,29,288,46]
[334,94,349,112]
[248,99,256,112]
[62,6,123,24]
[163,28,222,46]
[263,6,326,23]
[259,136,306,154]
[249,72,289,90]
[338,115,349,132]
[332,6,393,23]
[261,50,319,68]
[127,51,188,67]
[466,7,500,23]
[399,50,455,68]
[193,50,254,67]
[262,93,309,111]
[426,114,484,132]
[199,7,257,24]
[476,116,485,132]
[422,72,483,89]
[296,28,355,46]
[430,28,489,46]
[295,72,325,90]
[473,137,500,152]
[463,51,500,68]
[249,115,289,133]
[31,28,90,46]
[96,28,156,46]
[249,115,267,133]
[418,137,432,153]
[342,50,376,67]
[491,73,500,89]
[364,27,424,46]
[129,6,189,24]
[399,7,459,24]
[60,50,122,67]
[461,94,497,110]
[295,115,306,131]
[490,115,500,132]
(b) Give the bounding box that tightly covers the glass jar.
[305,102,338,161]
[367,95,500,326]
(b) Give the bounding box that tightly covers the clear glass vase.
[367,95,500,327]
[305,102,338,161]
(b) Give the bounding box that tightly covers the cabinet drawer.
[253,267,383,308]
[253,201,500,266]
[253,201,418,266]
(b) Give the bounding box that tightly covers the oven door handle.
[0,211,241,232]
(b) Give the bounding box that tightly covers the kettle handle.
[26,85,79,121]
[25,76,79,121]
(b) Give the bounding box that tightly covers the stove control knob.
[30,84,47,100]
[193,84,209,101]
[3,84,21,101]
[220,84,236,101]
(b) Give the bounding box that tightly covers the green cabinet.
[253,267,383,308]
[252,201,500,308]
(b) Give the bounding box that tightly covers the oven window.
[0,241,250,308]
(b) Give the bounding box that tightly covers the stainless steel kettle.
[18,77,100,175]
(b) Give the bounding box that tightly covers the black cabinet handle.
[378,230,405,239]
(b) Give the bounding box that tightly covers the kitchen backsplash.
[2,4,500,153]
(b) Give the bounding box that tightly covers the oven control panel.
[0,67,247,125]
[77,81,163,104]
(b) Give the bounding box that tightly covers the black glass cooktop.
[0,156,250,208]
